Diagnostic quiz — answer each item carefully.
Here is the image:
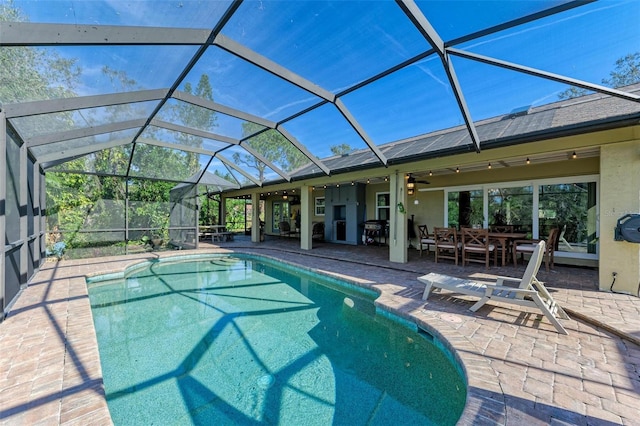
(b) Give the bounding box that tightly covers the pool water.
[87,255,466,425]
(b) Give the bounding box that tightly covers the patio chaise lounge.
[418,241,569,334]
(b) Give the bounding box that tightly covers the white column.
[251,192,261,243]
[300,185,312,250]
[389,172,408,263]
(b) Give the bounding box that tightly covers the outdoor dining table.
[488,232,527,267]
[211,225,233,242]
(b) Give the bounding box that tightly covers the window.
[315,197,325,216]
[539,182,597,255]
[447,189,483,229]
[488,185,533,235]
[445,176,598,259]
[376,192,390,221]
[272,202,290,231]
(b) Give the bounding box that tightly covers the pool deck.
[1,236,639,425]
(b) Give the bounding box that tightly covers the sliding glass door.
[445,176,598,259]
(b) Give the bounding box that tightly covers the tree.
[235,122,309,182]
[602,52,640,88]
[557,86,588,100]
[0,1,81,135]
[558,51,640,99]
[330,143,353,156]
[172,74,217,172]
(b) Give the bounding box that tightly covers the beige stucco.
[408,190,444,232]
[599,139,640,295]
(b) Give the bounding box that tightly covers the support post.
[389,172,408,263]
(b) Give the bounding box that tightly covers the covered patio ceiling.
[1,0,639,190]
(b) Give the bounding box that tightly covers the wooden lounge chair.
[418,241,569,334]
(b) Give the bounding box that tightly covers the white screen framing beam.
[235,143,291,182]
[276,125,330,176]
[448,49,640,104]
[216,153,262,187]
[171,91,276,128]
[0,22,210,46]
[334,99,388,166]
[397,0,481,153]
[150,119,240,145]
[27,119,146,147]
[214,34,336,103]
[2,90,168,119]
[38,138,133,165]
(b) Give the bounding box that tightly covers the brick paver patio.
[1,236,638,425]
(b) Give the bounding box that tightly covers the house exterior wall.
[599,139,640,295]
[229,126,640,295]
[409,190,444,233]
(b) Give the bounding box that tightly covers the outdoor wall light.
[282,194,288,200]
[406,174,416,196]
[455,167,460,173]
[572,151,577,159]
[429,170,433,176]
[488,163,492,169]
[526,157,531,165]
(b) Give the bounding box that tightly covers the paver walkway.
[1,237,638,425]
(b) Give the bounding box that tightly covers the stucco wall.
[408,190,444,232]
[599,140,640,295]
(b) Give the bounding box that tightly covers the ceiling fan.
[407,173,429,196]
[407,173,430,186]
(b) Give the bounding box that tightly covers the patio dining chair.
[461,227,497,268]
[513,227,558,271]
[433,227,459,265]
[418,225,436,257]
[418,241,569,334]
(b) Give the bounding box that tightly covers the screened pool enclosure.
[2,0,640,315]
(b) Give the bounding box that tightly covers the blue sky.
[7,0,640,162]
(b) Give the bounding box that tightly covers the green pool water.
[87,254,466,425]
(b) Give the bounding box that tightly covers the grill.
[363,220,387,245]
[364,220,384,231]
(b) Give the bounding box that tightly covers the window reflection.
[445,180,598,257]
[539,183,597,254]
[448,190,483,229]
[488,186,533,236]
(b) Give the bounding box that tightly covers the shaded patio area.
[1,236,638,425]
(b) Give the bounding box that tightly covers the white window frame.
[444,175,599,260]
[376,192,390,220]
[314,197,325,216]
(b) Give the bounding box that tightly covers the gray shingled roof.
[291,83,640,178]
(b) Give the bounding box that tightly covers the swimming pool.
[87,254,466,425]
